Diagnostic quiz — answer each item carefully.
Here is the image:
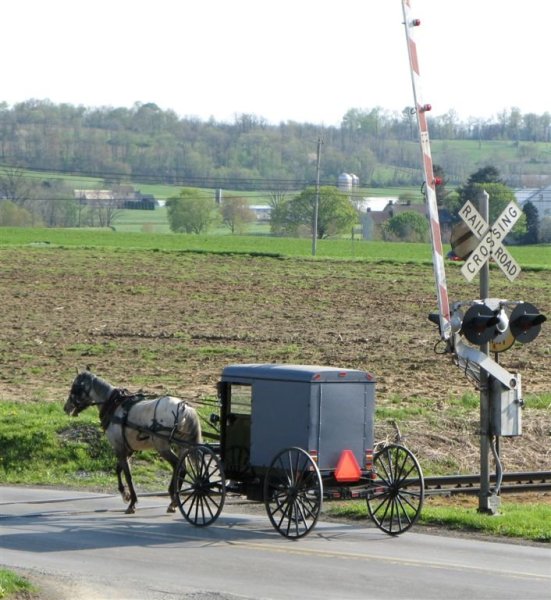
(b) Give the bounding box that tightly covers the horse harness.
[100,388,188,450]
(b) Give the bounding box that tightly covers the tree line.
[1,99,549,242]
[1,100,550,190]
[163,166,548,245]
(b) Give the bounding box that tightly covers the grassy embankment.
[0,568,37,598]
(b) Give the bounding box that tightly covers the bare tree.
[83,192,122,228]
[0,167,34,208]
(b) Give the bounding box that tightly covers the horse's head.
[64,370,97,416]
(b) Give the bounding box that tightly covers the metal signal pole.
[477,190,495,513]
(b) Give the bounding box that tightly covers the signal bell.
[509,302,547,344]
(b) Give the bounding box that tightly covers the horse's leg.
[159,448,180,513]
[115,462,130,503]
[118,455,138,514]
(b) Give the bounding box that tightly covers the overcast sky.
[4,1,549,126]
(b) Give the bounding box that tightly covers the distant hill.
[1,100,550,189]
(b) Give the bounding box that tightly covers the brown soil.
[1,247,549,474]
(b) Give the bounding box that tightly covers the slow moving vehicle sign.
[458,200,521,282]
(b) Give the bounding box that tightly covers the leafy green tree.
[220,196,254,234]
[462,182,526,241]
[382,211,429,242]
[273,186,357,239]
[522,201,539,244]
[166,189,215,234]
[268,191,289,236]
[457,166,502,206]
[0,200,37,226]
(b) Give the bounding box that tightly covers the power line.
[0,162,424,195]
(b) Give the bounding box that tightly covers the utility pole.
[312,137,322,256]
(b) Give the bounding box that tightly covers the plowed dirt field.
[1,246,549,473]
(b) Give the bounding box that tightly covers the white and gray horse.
[64,370,202,514]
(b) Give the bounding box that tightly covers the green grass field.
[1,225,549,270]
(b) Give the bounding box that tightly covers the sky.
[3,0,550,126]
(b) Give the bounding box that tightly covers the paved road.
[1,486,550,600]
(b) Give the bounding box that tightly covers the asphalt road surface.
[1,486,550,600]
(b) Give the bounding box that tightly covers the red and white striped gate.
[401,0,451,341]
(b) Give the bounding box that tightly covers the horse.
[64,370,202,514]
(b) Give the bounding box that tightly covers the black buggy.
[173,364,424,539]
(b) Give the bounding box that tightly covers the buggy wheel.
[224,445,251,479]
[264,447,323,539]
[366,443,424,535]
[174,445,226,527]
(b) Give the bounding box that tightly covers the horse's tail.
[180,404,203,445]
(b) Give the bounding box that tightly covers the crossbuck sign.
[458,200,521,282]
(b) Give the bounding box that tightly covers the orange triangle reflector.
[334,449,362,483]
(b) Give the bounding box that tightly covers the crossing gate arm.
[401,0,452,341]
[454,338,520,391]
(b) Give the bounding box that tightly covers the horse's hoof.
[125,506,136,514]
[166,505,176,513]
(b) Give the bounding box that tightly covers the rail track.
[424,471,551,496]
[2,472,548,511]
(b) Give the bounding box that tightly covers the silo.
[338,172,353,191]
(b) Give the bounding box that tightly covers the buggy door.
[219,382,252,478]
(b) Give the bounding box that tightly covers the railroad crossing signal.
[460,303,501,345]
[509,302,547,343]
[456,299,547,351]
[458,200,521,282]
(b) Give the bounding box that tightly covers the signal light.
[434,177,443,186]
[420,104,432,112]
[509,302,547,344]
[412,18,421,26]
[461,303,500,345]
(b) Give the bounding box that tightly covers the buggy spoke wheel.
[175,445,226,527]
[224,445,251,479]
[264,447,322,539]
[367,444,424,535]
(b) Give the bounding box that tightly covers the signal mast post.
[477,191,499,514]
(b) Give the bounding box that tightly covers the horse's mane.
[98,387,136,431]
